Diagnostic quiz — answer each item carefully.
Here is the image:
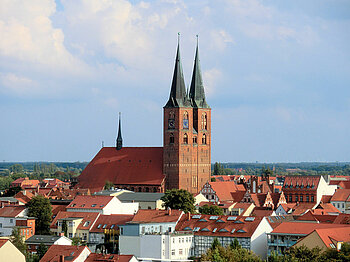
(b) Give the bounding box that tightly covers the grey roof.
[164,39,191,108]
[189,39,209,109]
[0,197,20,202]
[25,235,62,244]
[117,192,164,202]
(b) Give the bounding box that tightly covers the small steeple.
[116,112,123,150]
[189,35,209,108]
[165,33,191,108]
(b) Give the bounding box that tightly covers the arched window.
[169,133,174,144]
[145,187,149,192]
[201,113,207,130]
[183,133,188,144]
[153,187,157,193]
[183,111,188,120]
[202,134,207,144]
[138,187,142,192]
[169,111,175,119]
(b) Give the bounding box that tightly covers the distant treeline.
[0,162,88,171]
[211,162,350,177]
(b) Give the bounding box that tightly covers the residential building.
[116,192,165,210]
[66,195,138,215]
[0,206,26,236]
[330,189,350,213]
[200,181,245,203]
[294,227,350,250]
[11,177,40,189]
[40,245,91,262]
[89,214,133,253]
[119,209,187,260]
[26,234,72,254]
[176,214,273,259]
[267,222,350,256]
[15,217,35,240]
[50,211,100,240]
[282,176,336,204]
[0,239,25,262]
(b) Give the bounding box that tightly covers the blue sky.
[0,0,350,163]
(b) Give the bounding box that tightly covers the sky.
[1,0,350,163]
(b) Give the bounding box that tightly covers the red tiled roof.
[312,203,340,215]
[0,239,8,248]
[278,203,296,212]
[208,181,246,202]
[252,208,274,217]
[232,202,252,210]
[51,205,67,217]
[333,213,350,224]
[283,176,320,189]
[0,206,26,217]
[338,181,350,189]
[77,147,165,192]
[90,214,134,233]
[50,211,100,230]
[67,195,113,210]
[230,191,246,202]
[296,210,337,223]
[86,253,134,262]
[130,209,183,223]
[40,245,90,262]
[292,203,315,215]
[272,222,348,235]
[331,189,350,202]
[313,227,350,248]
[176,214,265,238]
[321,195,333,203]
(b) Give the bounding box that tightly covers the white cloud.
[203,68,222,97]
[0,73,39,95]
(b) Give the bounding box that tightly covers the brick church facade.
[77,39,211,194]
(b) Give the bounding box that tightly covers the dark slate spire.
[116,112,123,150]
[189,35,209,108]
[165,33,191,108]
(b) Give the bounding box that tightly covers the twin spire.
[165,34,209,109]
[116,112,123,150]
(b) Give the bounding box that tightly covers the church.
[77,38,211,194]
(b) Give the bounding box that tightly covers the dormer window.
[91,204,97,207]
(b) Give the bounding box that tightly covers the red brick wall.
[163,107,211,194]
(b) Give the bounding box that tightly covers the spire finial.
[196,34,199,46]
[116,112,123,150]
[178,32,180,44]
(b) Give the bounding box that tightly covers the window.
[201,113,207,130]
[97,224,102,229]
[192,176,197,188]
[171,250,175,256]
[91,204,97,207]
[306,195,309,202]
[202,134,207,144]
[183,133,188,144]
[193,136,197,144]
[300,195,303,202]
[83,221,90,227]
[183,111,189,129]
[0,223,2,228]
[169,133,174,144]
[169,111,175,119]
[295,195,299,202]
[311,195,315,202]
[69,233,73,238]
[10,219,13,224]
[289,195,292,202]
[179,249,183,255]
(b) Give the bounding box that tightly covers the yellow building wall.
[0,240,25,262]
[294,231,327,250]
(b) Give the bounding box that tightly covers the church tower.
[163,36,211,194]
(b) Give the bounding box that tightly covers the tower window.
[201,113,207,130]
[169,133,174,144]
[169,111,175,120]
[202,134,207,144]
[183,133,188,144]
[193,137,197,144]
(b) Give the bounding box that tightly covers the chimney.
[59,232,65,237]
[187,212,191,221]
[167,207,172,216]
[59,255,65,262]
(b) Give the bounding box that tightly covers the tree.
[10,227,27,255]
[27,195,52,235]
[37,243,48,259]
[213,162,224,176]
[104,180,114,190]
[3,186,21,197]
[211,237,221,250]
[62,220,68,237]
[72,237,82,246]
[161,189,195,213]
[230,238,241,250]
[10,164,24,174]
[199,204,224,215]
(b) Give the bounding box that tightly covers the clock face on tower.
[183,119,189,129]
[168,119,175,129]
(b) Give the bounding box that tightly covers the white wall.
[54,236,72,245]
[251,217,273,259]
[104,197,139,215]
[75,247,91,262]
[317,177,337,204]
[120,235,140,257]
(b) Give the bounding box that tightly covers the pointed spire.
[116,112,123,150]
[165,33,191,108]
[189,35,209,108]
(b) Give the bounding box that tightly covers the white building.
[66,195,138,215]
[0,206,26,237]
[119,209,190,261]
